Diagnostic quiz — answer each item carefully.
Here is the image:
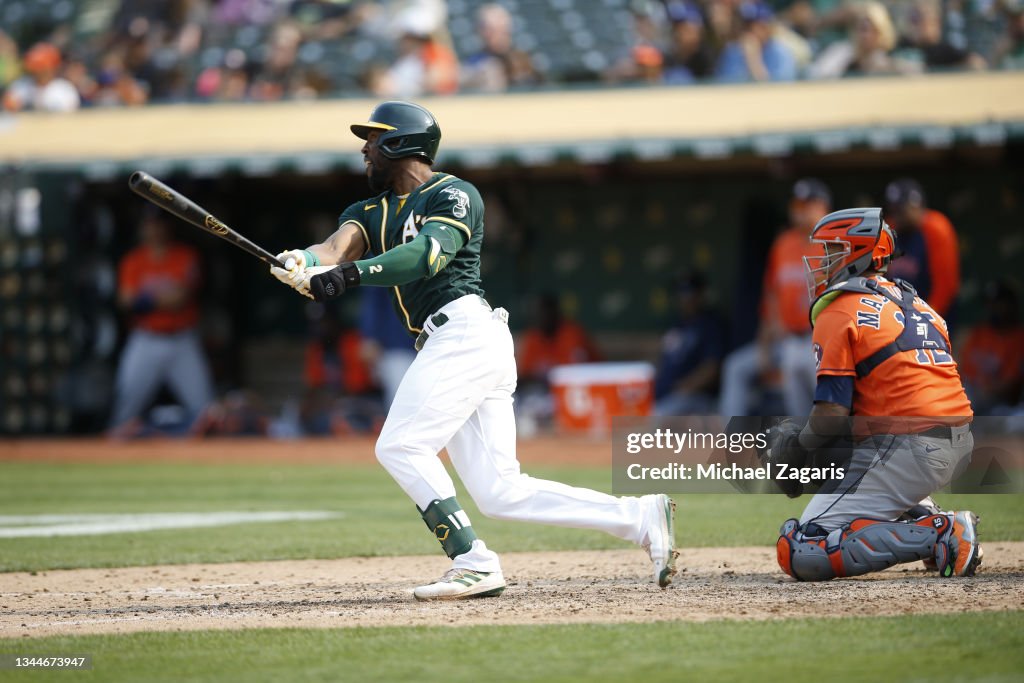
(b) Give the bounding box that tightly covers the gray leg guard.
[420,497,478,559]
[777,515,952,581]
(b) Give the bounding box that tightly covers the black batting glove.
[310,262,361,301]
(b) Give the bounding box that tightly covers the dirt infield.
[2,544,1022,638]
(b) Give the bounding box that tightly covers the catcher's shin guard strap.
[777,515,950,581]
[420,497,478,559]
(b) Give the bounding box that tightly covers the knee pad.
[777,515,951,581]
[420,497,478,559]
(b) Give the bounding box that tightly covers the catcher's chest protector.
[814,277,950,378]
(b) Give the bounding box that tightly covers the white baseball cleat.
[641,494,679,588]
[413,568,507,601]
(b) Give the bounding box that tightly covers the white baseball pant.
[373,294,647,573]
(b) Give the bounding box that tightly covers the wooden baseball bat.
[128,171,285,269]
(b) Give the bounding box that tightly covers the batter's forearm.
[308,222,367,265]
[355,237,432,286]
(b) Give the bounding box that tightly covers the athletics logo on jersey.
[442,186,470,219]
[401,213,423,242]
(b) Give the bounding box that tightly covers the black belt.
[917,423,970,440]
[415,312,449,352]
[414,296,494,351]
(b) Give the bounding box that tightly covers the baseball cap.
[23,43,61,73]
[792,178,832,204]
[738,2,774,23]
[885,178,926,207]
[666,1,704,25]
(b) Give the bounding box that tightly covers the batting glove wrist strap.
[309,262,361,301]
[300,249,320,267]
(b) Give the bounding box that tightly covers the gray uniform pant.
[718,333,815,418]
[800,424,973,531]
[110,329,214,428]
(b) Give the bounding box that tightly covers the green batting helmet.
[350,101,442,164]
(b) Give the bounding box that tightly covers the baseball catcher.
[269,101,677,599]
[771,207,982,581]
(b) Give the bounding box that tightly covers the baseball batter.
[270,101,677,600]
[768,207,981,581]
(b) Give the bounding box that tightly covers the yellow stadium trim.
[426,215,471,240]
[380,196,421,334]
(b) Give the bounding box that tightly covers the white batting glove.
[270,249,317,299]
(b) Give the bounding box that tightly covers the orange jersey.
[118,243,200,333]
[518,322,600,380]
[888,210,960,317]
[304,332,373,395]
[812,277,972,419]
[762,226,819,335]
[958,324,1024,392]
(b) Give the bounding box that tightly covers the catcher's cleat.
[641,494,679,588]
[413,568,506,601]
[940,511,983,577]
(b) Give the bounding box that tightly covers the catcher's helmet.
[803,207,897,301]
[351,101,441,164]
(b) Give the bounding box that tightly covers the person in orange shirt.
[518,293,600,382]
[959,279,1024,414]
[884,178,960,319]
[109,211,213,434]
[516,293,600,431]
[767,207,981,582]
[719,178,831,418]
[300,308,381,435]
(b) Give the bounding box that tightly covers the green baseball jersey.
[338,172,485,335]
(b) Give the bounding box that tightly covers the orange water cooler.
[549,362,654,435]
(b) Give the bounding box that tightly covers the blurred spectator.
[195,49,251,102]
[808,1,920,78]
[716,2,799,82]
[461,3,541,92]
[301,306,382,435]
[213,0,286,26]
[958,279,1024,415]
[92,53,149,107]
[516,293,601,431]
[884,178,961,319]
[2,43,80,113]
[63,57,99,106]
[0,30,18,90]
[704,0,740,55]
[192,390,270,436]
[358,286,416,410]
[518,293,601,384]
[109,210,213,435]
[994,5,1024,68]
[371,24,459,97]
[662,2,715,84]
[604,0,669,84]
[249,21,303,101]
[719,179,832,418]
[654,272,726,415]
[896,0,986,71]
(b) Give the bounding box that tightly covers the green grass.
[1,461,1021,571]
[0,611,1021,683]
